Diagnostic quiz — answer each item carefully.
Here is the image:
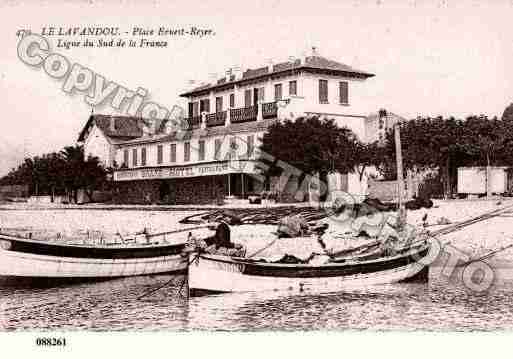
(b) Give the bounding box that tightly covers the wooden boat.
[188,239,431,296]
[0,226,212,282]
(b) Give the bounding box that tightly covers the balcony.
[186,115,201,129]
[185,101,279,129]
[230,106,258,123]
[207,111,227,127]
[262,102,278,119]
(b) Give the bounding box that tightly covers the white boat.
[0,226,212,283]
[188,239,431,296]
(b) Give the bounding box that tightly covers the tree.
[260,117,360,175]
[377,115,513,198]
[379,116,464,198]
[353,141,384,181]
[502,103,513,123]
[0,145,109,203]
[259,116,364,201]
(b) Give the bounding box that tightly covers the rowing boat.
[188,238,431,296]
[0,226,213,283]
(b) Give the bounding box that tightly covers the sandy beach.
[1,198,513,262]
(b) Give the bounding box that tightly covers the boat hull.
[188,245,430,295]
[0,234,188,279]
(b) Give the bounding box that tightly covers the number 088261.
[36,338,66,347]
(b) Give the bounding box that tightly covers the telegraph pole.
[394,123,406,227]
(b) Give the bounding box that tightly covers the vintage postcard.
[0,0,512,356]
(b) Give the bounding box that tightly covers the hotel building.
[79,50,381,204]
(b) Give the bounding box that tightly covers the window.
[141,148,147,166]
[216,96,223,112]
[157,145,163,164]
[274,83,282,101]
[246,135,254,158]
[214,138,222,160]
[259,87,265,102]
[123,149,129,166]
[132,148,138,167]
[199,98,210,113]
[198,140,205,161]
[244,89,252,107]
[289,80,297,96]
[191,102,199,117]
[339,81,349,104]
[319,80,328,103]
[184,142,190,162]
[170,144,176,163]
[229,93,235,108]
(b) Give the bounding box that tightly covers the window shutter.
[199,140,205,160]
[246,135,254,158]
[216,97,223,112]
[184,142,190,162]
[123,150,129,166]
[339,81,348,104]
[319,80,328,103]
[289,81,297,95]
[157,145,163,164]
[170,144,176,163]
[244,90,252,107]
[274,84,282,101]
[214,138,222,160]
[141,148,147,166]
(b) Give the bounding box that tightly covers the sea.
[1,208,513,331]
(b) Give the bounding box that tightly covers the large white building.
[79,50,381,204]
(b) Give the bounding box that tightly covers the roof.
[116,119,277,146]
[78,115,145,142]
[181,55,375,97]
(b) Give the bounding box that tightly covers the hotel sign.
[113,161,258,181]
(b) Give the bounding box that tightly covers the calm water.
[2,268,513,331]
[2,208,513,331]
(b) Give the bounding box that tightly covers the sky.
[0,0,512,176]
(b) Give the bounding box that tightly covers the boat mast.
[394,123,406,227]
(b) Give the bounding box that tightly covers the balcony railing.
[186,115,201,129]
[207,111,227,127]
[230,106,258,123]
[262,102,278,119]
[185,101,279,129]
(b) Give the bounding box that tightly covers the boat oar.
[457,243,513,267]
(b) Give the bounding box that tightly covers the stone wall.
[368,177,419,202]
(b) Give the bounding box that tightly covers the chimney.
[225,68,233,82]
[311,46,318,56]
[234,66,244,80]
[300,51,307,65]
[267,59,274,73]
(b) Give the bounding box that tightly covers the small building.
[78,115,144,167]
[457,167,509,195]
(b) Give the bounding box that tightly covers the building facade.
[80,51,382,204]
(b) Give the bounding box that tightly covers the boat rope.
[137,265,189,300]
[246,238,278,259]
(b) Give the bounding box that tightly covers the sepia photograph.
[1,0,513,355]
